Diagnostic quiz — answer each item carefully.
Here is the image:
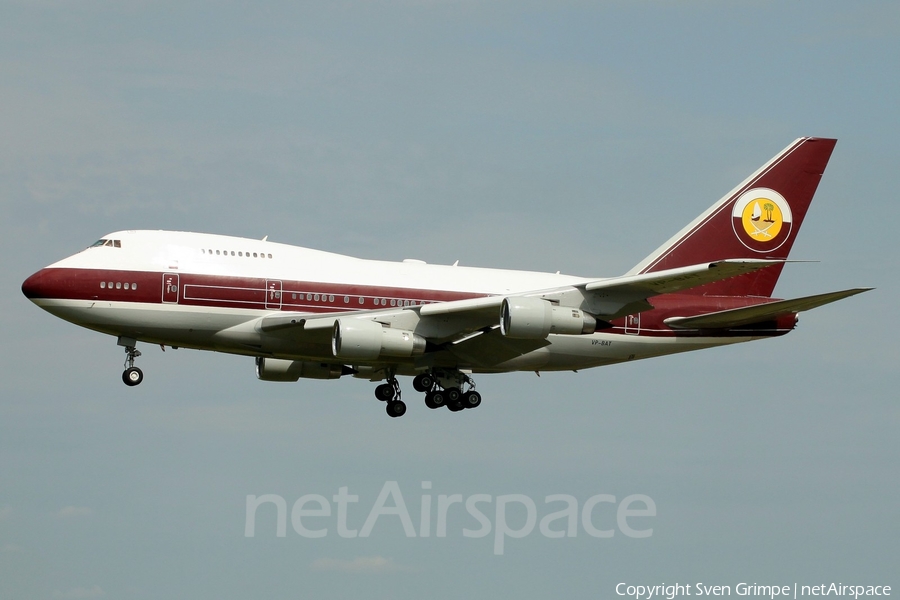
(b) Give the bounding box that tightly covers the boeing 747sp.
[22,137,870,417]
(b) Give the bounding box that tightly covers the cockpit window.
[89,239,122,248]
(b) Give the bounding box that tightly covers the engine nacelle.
[255,357,346,381]
[500,297,597,339]
[332,319,426,360]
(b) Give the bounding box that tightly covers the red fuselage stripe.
[22,267,795,338]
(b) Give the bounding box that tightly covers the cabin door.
[265,280,282,309]
[624,313,640,335]
[162,273,179,304]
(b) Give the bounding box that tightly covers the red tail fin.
[627,137,837,297]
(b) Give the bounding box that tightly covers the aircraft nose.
[21,269,46,300]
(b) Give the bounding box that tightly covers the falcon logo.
[731,188,792,252]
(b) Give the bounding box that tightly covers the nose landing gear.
[120,338,143,387]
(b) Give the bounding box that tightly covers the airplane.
[21,137,871,418]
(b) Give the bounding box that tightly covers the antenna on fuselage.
[261,235,268,242]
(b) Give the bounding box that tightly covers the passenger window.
[100,281,106,289]
[115,282,121,289]
[267,254,272,259]
[123,283,129,290]
[329,295,334,302]
[344,296,349,303]
[314,294,320,301]
[132,283,137,291]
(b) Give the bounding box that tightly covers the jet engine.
[332,319,426,360]
[255,357,347,381]
[500,297,597,339]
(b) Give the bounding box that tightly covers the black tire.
[413,373,434,392]
[462,390,482,409]
[429,390,446,408]
[374,383,394,401]
[386,400,407,418]
[447,399,465,412]
[122,367,143,387]
[446,387,461,402]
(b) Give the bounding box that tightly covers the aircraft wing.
[581,259,784,296]
[447,326,551,367]
[663,288,873,329]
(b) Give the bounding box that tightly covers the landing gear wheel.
[425,391,446,409]
[447,399,465,412]
[374,383,395,401]
[461,390,481,409]
[122,367,143,387]
[445,387,461,403]
[121,342,143,386]
[413,373,435,393]
[386,400,407,418]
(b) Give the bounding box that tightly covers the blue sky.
[1,2,897,598]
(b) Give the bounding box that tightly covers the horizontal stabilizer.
[664,288,873,329]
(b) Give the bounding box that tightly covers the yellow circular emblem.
[741,197,783,242]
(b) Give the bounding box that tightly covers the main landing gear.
[374,374,406,418]
[374,369,482,418]
[418,370,481,412]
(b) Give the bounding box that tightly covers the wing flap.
[664,288,872,329]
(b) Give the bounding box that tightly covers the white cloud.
[52,586,106,599]
[56,506,93,518]
[310,556,412,574]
